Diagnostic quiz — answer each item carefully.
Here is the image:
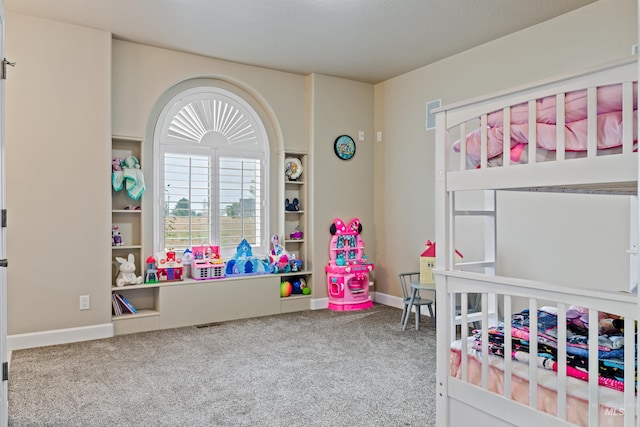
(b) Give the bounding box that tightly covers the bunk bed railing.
[435,269,639,427]
[438,56,636,132]
[435,56,638,194]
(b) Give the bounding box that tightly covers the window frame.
[153,86,270,259]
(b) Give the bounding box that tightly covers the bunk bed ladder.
[449,190,499,329]
[629,196,638,294]
[451,190,496,275]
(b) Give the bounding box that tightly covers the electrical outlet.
[376,131,382,142]
[79,295,90,310]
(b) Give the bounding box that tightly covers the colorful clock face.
[334,135,356,160]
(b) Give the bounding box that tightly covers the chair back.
[468,292,481,313]
[456,292,482,314]
[398,272,420,300]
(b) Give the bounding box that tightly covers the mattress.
[450,340,632,427]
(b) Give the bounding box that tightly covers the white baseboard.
[374,292,433,317]
[310,297,328,310]
[373,292,403,309]
[8,323,114,351]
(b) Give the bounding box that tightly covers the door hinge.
[0,259,7,268]
[1,209,6,228]
[2,362,7,381]
[2,58,15,80]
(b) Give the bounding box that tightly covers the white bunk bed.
[434,55,639,427]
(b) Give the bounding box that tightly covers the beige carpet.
[8,304,436,426]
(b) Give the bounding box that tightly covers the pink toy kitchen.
[325,217,374,311]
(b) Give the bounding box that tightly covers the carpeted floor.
[8,304,436,426]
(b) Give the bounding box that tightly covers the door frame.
[0,0,8,424]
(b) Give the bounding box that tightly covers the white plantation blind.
[219,157,263,250]
[155,85,269,257]
[163,153,212,250]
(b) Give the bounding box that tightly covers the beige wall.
[308,74,375,299]
[112,40,308,151]
[6,13,112,334]
[373,0,637,297]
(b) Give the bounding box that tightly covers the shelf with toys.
[112,241,309,332]
[111,135,144,257]
[281,152,312,311]
[284,153,307,252]
[111,136,153,334]
[110,146,314,334]
[110,239,315,334]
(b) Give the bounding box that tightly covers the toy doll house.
[325,218,374,311]
[155,249,184,282]
[191,245,225,280]
[419,240,463,284]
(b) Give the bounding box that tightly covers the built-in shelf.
[112,309,160,321]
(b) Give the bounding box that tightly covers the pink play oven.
[325,217,374,311]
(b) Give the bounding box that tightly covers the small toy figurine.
[271,234,286,257]
[112,225,123,246]
[290,226,303,240]
[144,256,159,284]
[270,234,290,273]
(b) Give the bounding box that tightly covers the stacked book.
[112,293,138,316]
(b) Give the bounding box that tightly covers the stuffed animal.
[117,156,145,200]
[112,157,123,172]
[115,253,143,286]
[122,156,141,169]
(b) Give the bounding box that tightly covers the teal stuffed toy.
[112,155,146,200]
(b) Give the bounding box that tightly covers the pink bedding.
[450,345,632,427]
[453,83,638,163]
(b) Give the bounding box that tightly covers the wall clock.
[334,135,356,160]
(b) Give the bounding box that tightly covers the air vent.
[194,322,222,329]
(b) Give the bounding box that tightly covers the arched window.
[154,86,269,258]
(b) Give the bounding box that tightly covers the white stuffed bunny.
[115,253,143,287]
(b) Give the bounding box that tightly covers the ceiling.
[5,0,599,84]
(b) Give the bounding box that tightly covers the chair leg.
[427,304,435,327]
[403,289,418,331]
[401,305,408,324]
[433,304,436,326]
